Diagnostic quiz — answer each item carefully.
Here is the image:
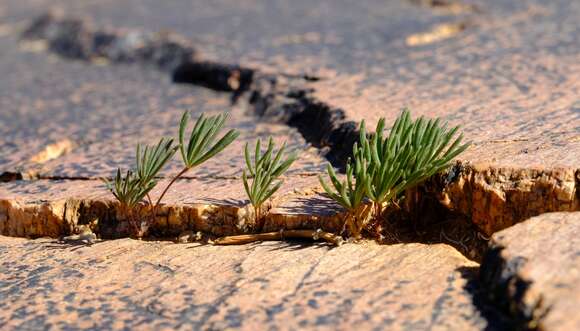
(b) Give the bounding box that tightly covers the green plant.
[319,150,371,239]
[135,137,178,205]
[106,169,155,209]
[105,111,239,237]
[320,109,469,239]
[242,138,297,230]
[152,111,239,207]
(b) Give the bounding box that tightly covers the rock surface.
[0,0,577,237]
[480,212,580,330]
[0,237,496,330]
[0,176,344,238]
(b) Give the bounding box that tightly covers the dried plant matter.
[242,138,297,230]
[213,229,343,246]
[320,109,469,239]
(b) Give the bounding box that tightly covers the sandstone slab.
[0,0,578,238]
[0,30,326,180]
[480,212,580,330]
[0,237,496,330]
[0,176,345,239]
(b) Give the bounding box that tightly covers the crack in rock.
[11,13,580,244]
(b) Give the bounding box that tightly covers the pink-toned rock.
[0,176,345,238]
[480,212,580,331]
[426,165,579,235]
[0,237,491,330]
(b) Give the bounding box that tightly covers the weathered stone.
[0,237,492,330]
[1,0,578,236]
[424,165,579,235]
[0,176,346,238]
[480,212,580,330]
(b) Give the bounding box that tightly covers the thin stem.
[155,167,190,207]
[149,167,191,224]
[255,205,263,231]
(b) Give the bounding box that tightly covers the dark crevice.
[22,13,195,71]
[456,266,519,331]
[15,13,490,259]
[172,61,254,101]
[0,172,23,183]
[478,246,547,330]
[19,13,356,171]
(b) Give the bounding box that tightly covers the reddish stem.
[148,167,190,226]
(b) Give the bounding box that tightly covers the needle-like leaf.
[242,138,297,225]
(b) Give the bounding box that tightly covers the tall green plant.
[320,109,469,238]
[242,138,297,230]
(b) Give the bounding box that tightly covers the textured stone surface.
[425,164,579,235]
[0,237,495,330]
[1,0,577,237]
[0,177,345,238]
[480,212,580,330]
[0,31,325,180]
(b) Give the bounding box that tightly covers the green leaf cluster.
[106,169,155,208]
[242,138,297,209]
[135,137,178,187]
[319,109,469,236]
[105,111,239,215]
[179,112,240,169]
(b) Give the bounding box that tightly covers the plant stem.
[213,230,343,246]
[149,167,190,226]
[155,167,190,207]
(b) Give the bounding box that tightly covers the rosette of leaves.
[320,109,469,239]
[150,111,240,207]
[242,138,297,231]
[360,109,469,219]
[104,138,177,235]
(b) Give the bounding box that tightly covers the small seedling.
[361,109,469,218]
[319,144,371,239]
[135,137,178,205]
[105,111,239,238]
[105,136,175,235]
[320,109,469,239]
[242,138,297,231]
[152,111,240,208]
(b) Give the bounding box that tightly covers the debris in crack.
[22,13,196,71]
[406,22,469,46]
[29,139,75,164]
[213,229,344,246]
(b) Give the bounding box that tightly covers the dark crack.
[478,246,547,330]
